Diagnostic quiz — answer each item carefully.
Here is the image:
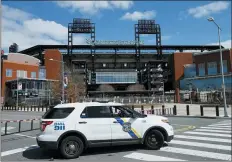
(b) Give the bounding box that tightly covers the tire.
[59,136,84,159]
[144,129,164,150]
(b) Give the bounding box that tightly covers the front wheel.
[59,136,84,159]
[144,129,164,150]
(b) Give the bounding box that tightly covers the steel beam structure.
[19,44,222,55]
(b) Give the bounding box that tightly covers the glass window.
[42,107,75,119]
[207,62,217,75]
[111,106,145,118]
[96,72,137,84]
[82,106,111,118]
[17,70,27,78]
[6,69,12,77]
[219,60,228,73]
[198,63,205,76]
[39,67,46,79]
[110,106,132,118]
[31,72,36,78]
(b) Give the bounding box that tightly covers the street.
[1,115,231,161]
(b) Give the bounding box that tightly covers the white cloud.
[110,1,134,9]
[2,5,87,52]
[120,10,156,21]
[208,39,231,49]
[2,5,33,21]
[188,1,230,18]
[55,1,133,15]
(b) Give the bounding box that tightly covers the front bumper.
[166,135,174,142]
[36,138,58,150]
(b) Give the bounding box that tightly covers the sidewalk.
[134,103,231,118]
[165,103,231,118]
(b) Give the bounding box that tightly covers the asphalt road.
[1,117,231,161]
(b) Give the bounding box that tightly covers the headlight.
[161,119,169,123]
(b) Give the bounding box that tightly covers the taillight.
[40,121,53,131]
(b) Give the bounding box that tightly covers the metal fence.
[78,96,175,104]
[1,105,51,112]
[179,91,232,104]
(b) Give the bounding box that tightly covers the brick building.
[1,50,62,106]
[173,48,232,103]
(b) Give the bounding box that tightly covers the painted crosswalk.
[124,120,232,161]
[1,120,231,161]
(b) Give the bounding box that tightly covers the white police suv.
[36,101,174,159]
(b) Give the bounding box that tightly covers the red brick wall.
[173,52,193,103]
[44,49,62,80]
[1,61,39,98]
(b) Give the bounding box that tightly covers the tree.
[50,64,86,104]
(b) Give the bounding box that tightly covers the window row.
[11,81,50,90]
[43,106,144,119]
[96,72,137,83]
[6,69,37,78]
[198,60,228,76]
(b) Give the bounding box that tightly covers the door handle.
[79,121,87,124]
[113,121,118,123]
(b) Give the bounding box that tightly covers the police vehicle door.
[110,106,143,141]
[78,106,112,142]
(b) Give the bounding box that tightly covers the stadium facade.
[3,18,226,104]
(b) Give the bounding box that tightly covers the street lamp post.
[207,17,228,117]
[49,57,65,104]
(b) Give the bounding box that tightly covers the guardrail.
[1,118,41,136]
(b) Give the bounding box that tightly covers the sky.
[1,1,231,53]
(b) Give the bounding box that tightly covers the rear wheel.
[59,136,84,159]
[144,129,164,150]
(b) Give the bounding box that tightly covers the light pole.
[207,17,228,117]
[49,57,65,104]
[11,71,19,108]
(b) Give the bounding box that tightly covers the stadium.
[3,18,224,105]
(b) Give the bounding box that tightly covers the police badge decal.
[122,122,131,132]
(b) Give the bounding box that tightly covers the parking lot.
[1,112,231,161]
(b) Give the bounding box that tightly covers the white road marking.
[174,135,231,143]
[194,129,231,133]
[170,140,231,151]
[209,123,231,126]
[185,131,231,137]
[207,125,231,128]
[123,152,186,161]
[14,133,36,139]
[200,126,231,130]
[1,145,38,157]
[160,147,231,161]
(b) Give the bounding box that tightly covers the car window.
[80,106,111,118]
[42,107,75,119]
[110,106,132,118]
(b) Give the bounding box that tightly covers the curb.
[164,115,232,119]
